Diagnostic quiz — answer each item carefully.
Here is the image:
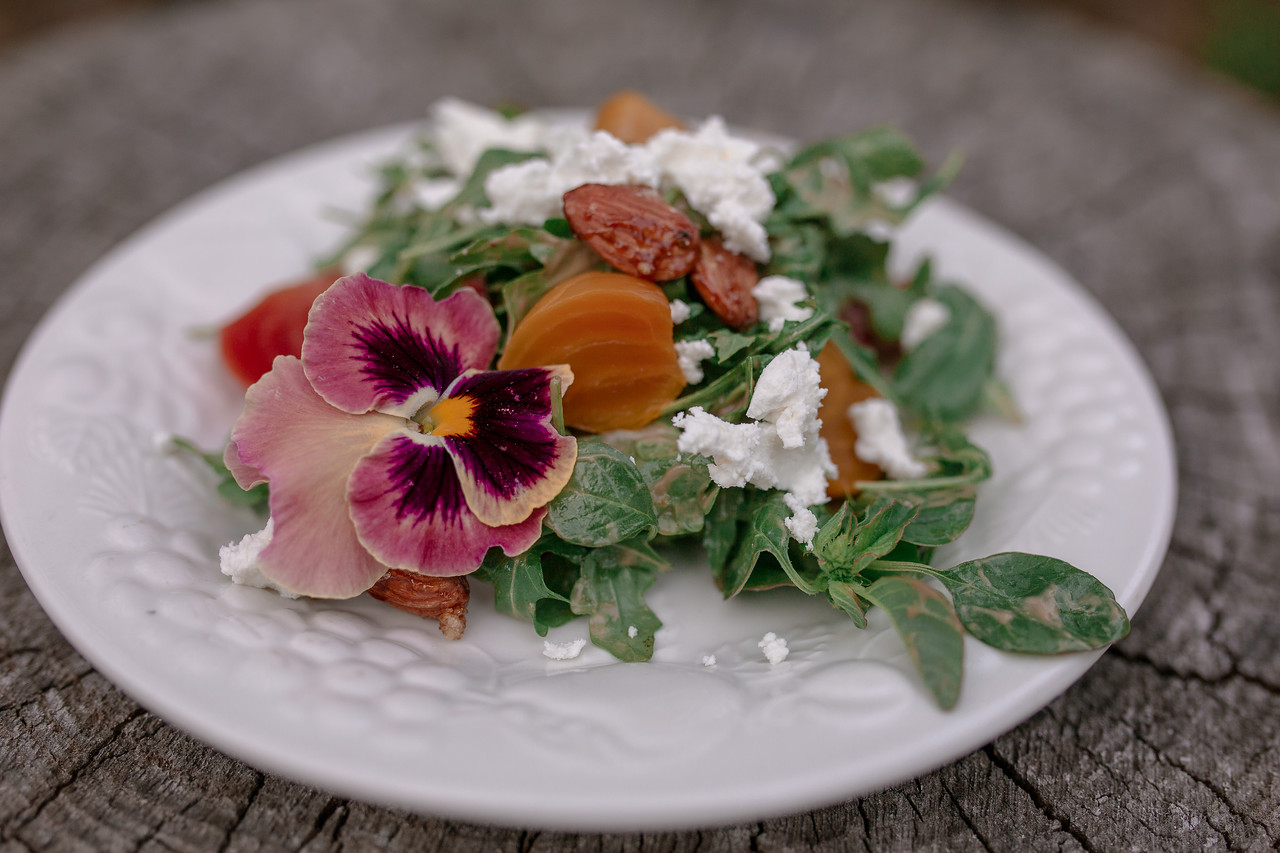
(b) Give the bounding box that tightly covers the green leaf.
[474,538,580,636]
[901,488,976,546]
[813,496,918,578]
[938,553,1130,654]
[169,437,269,515]
[721,490,819,597]
[860,576,964,709]
[546,442,656,547]
[570,540,667,661]
[702,487,746,577]
[543,217,573,239]
[892,285,997,422]
[827,580,869,629]
[449,148,542,210]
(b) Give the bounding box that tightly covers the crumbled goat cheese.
[702,654,717,667]
[218,519,300,599]
[900,298,951,350]
[340,244,381,275]
[674,339,716,384]
[411,176,463,211]
[627,625,638,639]
[542,638,588,661]
[758,632,789,665]
[645,118,775,261]
[673,346,835,541]
[848,398,928,480]
[669,298,692,324]
[431,98,548,176]
[783,493,819,547]
[482,117,775,261]
[752,275,814,332]
[482,131,661,226]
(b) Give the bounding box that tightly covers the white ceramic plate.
[0,118,1176,832]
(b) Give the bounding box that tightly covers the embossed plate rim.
[0,117,1177,831]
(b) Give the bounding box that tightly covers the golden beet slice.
[594,91,684,144]
[498,272,686,433]
[817,341,884,497]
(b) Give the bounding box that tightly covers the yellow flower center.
[424,395,478,438]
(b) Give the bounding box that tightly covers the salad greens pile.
[211,109,1129,709]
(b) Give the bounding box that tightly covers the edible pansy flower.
[224,272,577,599]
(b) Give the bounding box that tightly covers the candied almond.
[691,239,759,330]
[563,184,700,282]
[368,570,470,640]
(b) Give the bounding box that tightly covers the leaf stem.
[867,559,945,579]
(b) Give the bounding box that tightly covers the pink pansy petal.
[437,365,577,527]
[230,356,406,598]
[302,273,500,418]
[348,432,546,576]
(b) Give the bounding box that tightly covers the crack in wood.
[11,706,147,837]
[1110,645,1280,697]
[214,769,264,853]
[982,744,1098,853]
[1127,724,1271,846]
[938,777,995,853]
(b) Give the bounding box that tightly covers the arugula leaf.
[859,576,964,709]
[546,441,657,546]
[900,487,976,546]
[596,425,719,538]
[702,487,746,578]
[892,285,997,423]
[719,490,820,596]
[474,536,583,636]
[938,553,1130,654]
[827,580,869,629]
[169,437,269,515]
[569,538,668,661]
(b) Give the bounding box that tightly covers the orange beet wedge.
[817,341,884,497]
[498,272,686,433]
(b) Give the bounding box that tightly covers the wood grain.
[1,0,1278,849]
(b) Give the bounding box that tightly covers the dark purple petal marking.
[441,365,578,527]
[303,273,501,417]
[350,312,463,408]
[347,433,545,576]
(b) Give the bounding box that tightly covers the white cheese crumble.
[669,298,692,325]
[674,339,716,385]
[627,625,638,639]
[340,244,381,275]
[900,298,951,350]
[218,519,300,599]
[672,346,835,542]
[431,98,549,176]
[847,398,928,480]
[752,275,814,332]
[701,654,717,667]
[783,493,819,547]
[645,118,776,261]
[481,131,661,226]
[542,638,587,660]
[758,632,789,664]
[480,116,775,261]
[411,176,463,211]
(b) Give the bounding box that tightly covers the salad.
[194,92,1129,709]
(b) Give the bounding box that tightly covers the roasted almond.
[563,184,700,282]
[690,239,759,330]
[368,570,470,640]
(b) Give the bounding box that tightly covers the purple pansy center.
[443,368,566,500]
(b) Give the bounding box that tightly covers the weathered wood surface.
[1,0,1278,849]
